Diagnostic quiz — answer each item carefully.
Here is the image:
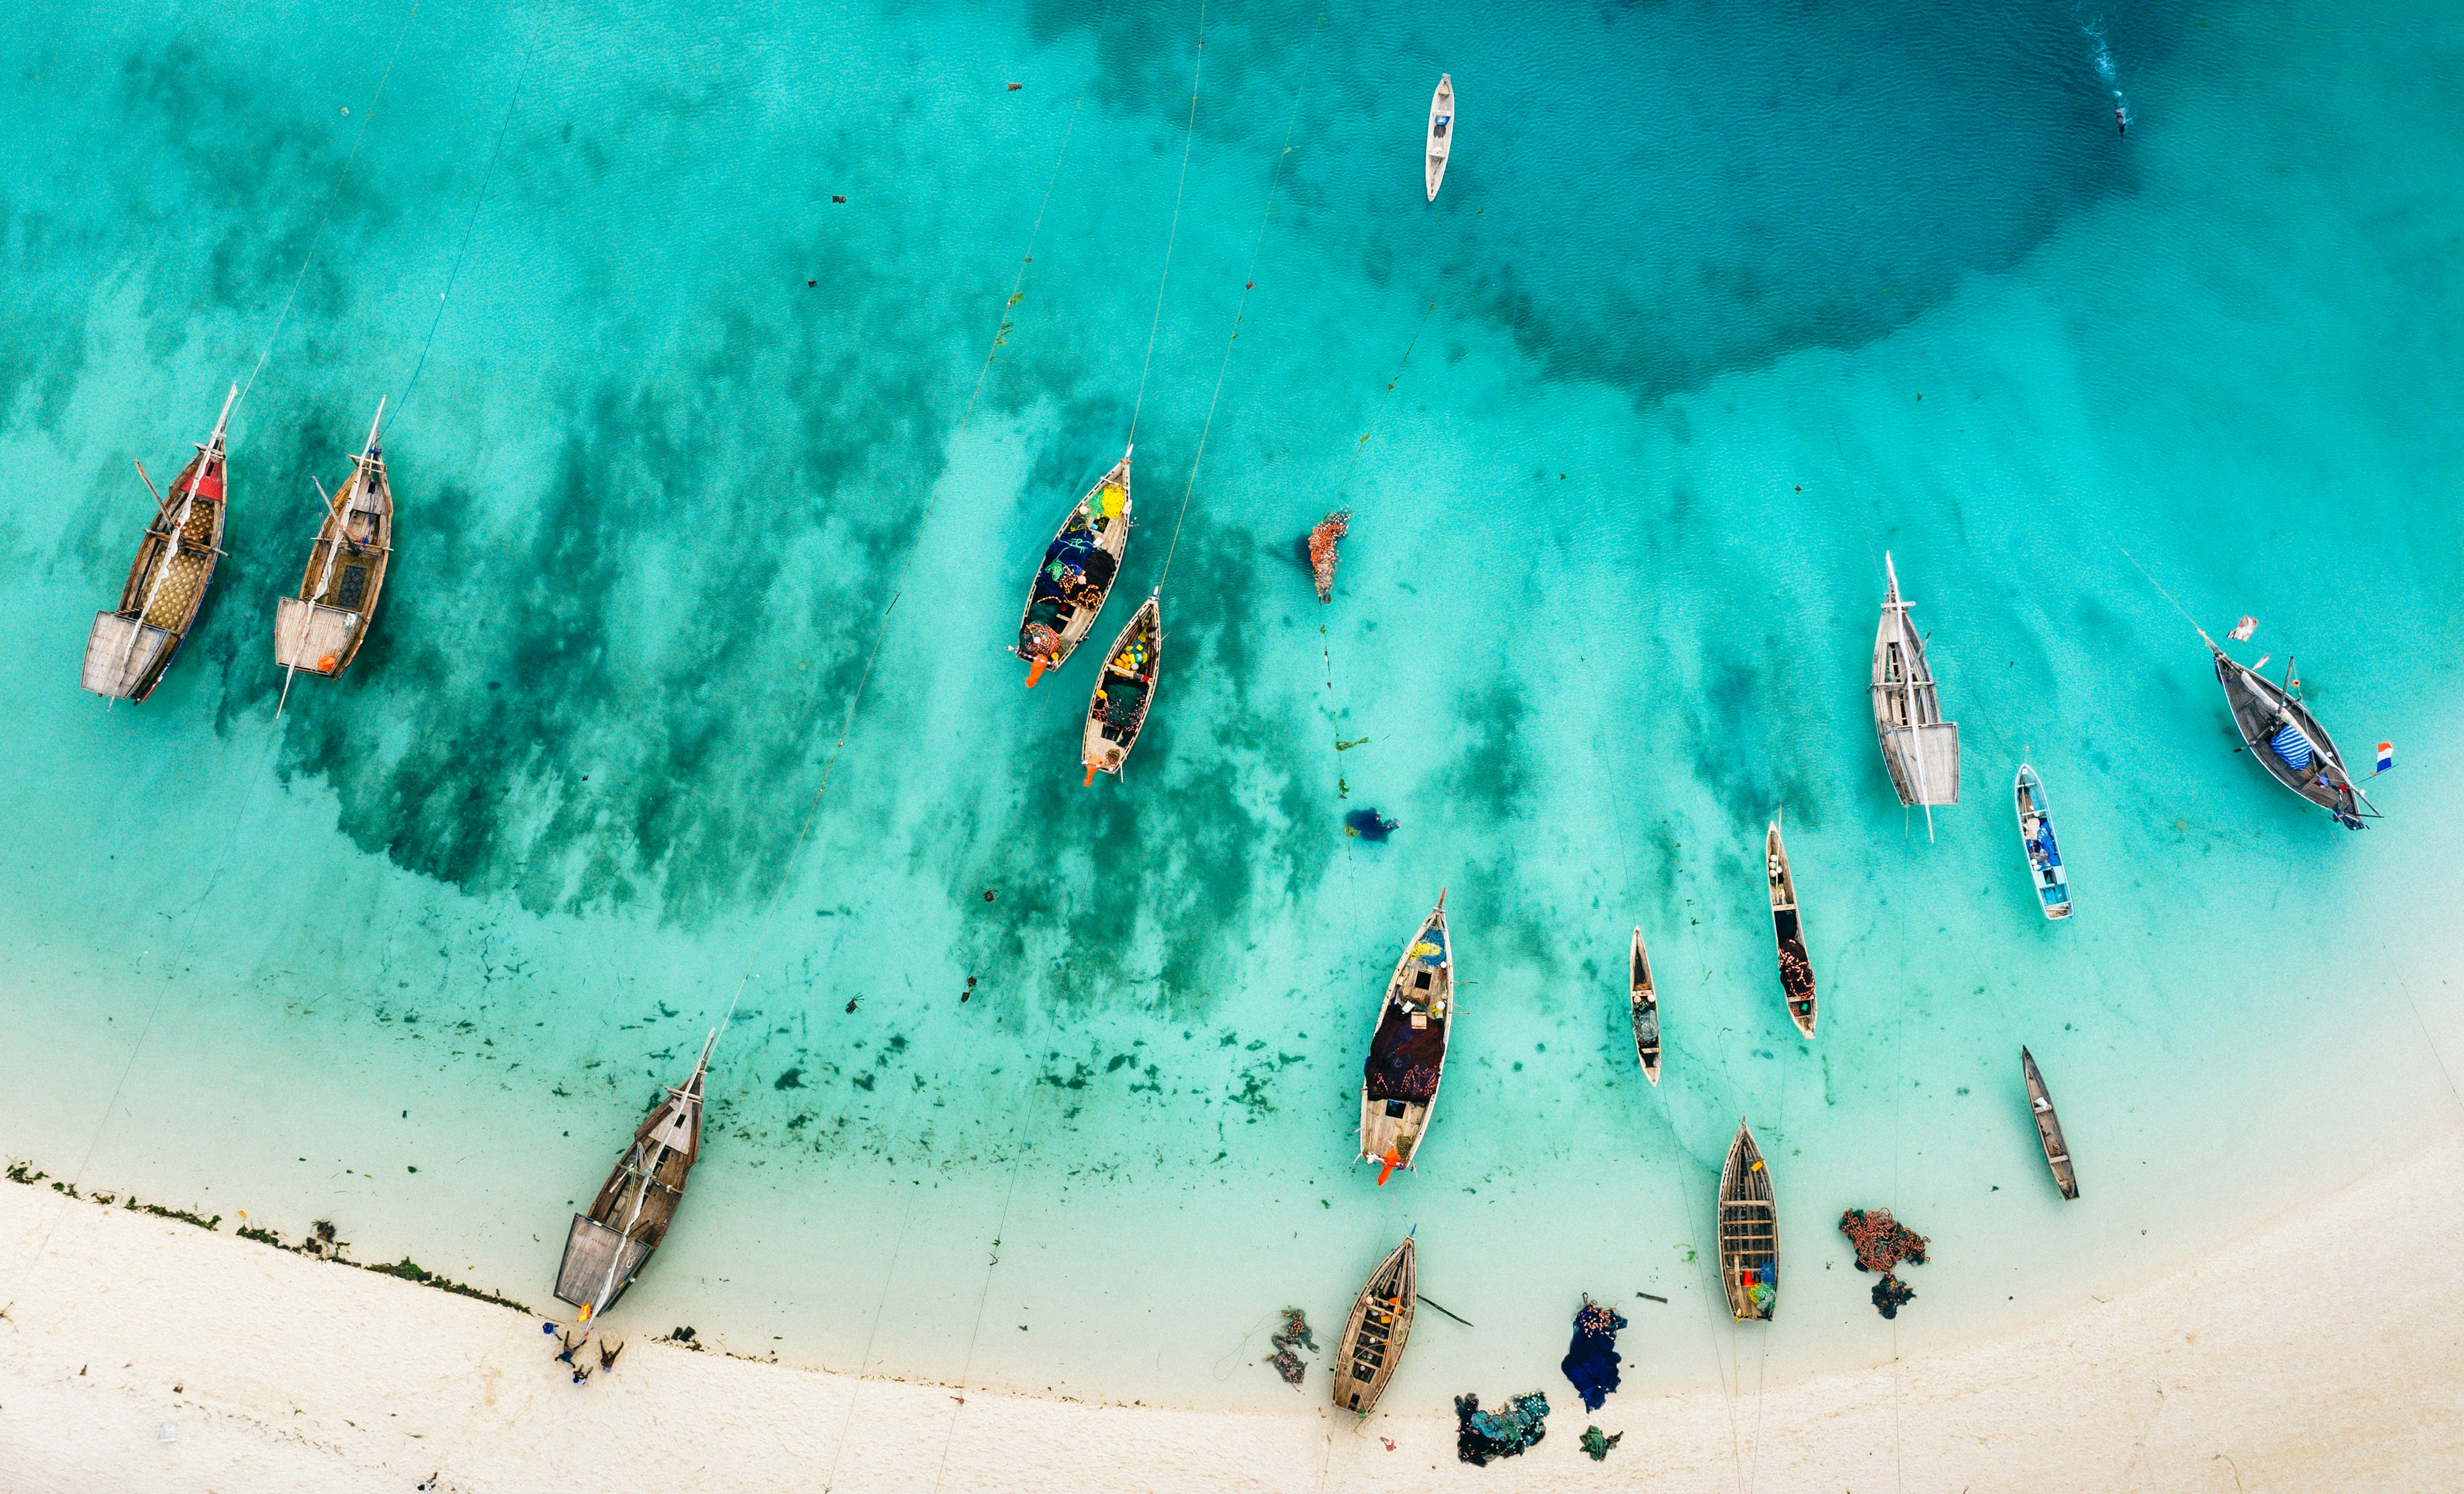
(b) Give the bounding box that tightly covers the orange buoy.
[1026,658,1047,688]
[1375,1148,1401,1186]
[1082,765,1096,786]
[317,654,338,672]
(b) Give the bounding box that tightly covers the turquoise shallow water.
[3,0,2461,1416]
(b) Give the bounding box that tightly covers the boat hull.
[2208,644,2365,825]
[1081,591,1160,778]
[86,444,227,702]
[1333,1236,1416,1416]
[1360,902,1451,1175]
[2014,765,2073,919]
[1425,75,1453,200]
[2021,1047,2079,1200]
[1718,1121,1777,1320]
[1016,452,1133,676]
[1629,927,1659,1085]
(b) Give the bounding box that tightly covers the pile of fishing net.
[1453,1390,1548,1466]
[1838,1208,1929,1274]
[1841,1208,1929,1318]
[1308,509,1351,603]
[1263,1307,1317,1386]
[1871,1273,1917,1319]
[1559,1295,1627,1411]
[1778,946,1815,999]
[1580,1425,1624,1461]
[1344,808,1398,842]
[1019,622,1063,659]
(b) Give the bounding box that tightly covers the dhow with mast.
[83,386,237,702]
[1871,552,1958,836]
[275,401,395,715]
[556,1030,717,1326]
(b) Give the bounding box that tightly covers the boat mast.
[107,384,237,704]
[277,399,383,718]
[1886,553,1935,840]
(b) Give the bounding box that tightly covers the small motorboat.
[1425,75,1454,201]
[2013,765,2073,919]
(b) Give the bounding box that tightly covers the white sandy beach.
[4,1126,2460,1493]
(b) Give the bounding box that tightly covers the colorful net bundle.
[1309,509,1351,602]
[1559,1295,1627,1411]
[1453,1390,1548,1466]
[1838,1208,1929,1274]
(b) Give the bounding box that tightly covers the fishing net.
[1308,509,1351,602]
[1872,1273,1916,1319]
[1580,1426,1624,1462]
[1839,1208,1929,1273]
[1454,1390,1548,1466]
[1559,1295,1627,1411]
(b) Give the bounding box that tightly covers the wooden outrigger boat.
[1425,75,1454,201]
[1871,552,1958,835]
[1081,590,1161,783]
[1718,1119,1778,1321]
[82,386,237,702]
[2014,764,2073,920]
[2200,630,2375,829]
[1014,446,1133,686]
[1766,813,1815,1038]
[1360,894,1452,1184]
[1333,1234,1417,1416]
[2020,1047,2078,1201]
[555,1030,716,1322]
[274,400,395,715]
[1629,926,1660,1085]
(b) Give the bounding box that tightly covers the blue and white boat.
[2013,764,2072,920]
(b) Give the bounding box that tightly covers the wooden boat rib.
[555,1028,717,1321]
[1081,590,1161,783]
[1718,1119,1777,1321]
[1425,75,1453,201]
[275,400,395,714]
[2021,1046,2079,1200]
[83,386,238,702]
[1359,894,1451,1184]
[1767,813,1815,1039]
[1871,552,1959,829]
[1629,926,1660,1086]
[1015,447,1133,686]
[1333,1234,1417,1416]
[2014,764,2073,920]
[2200,630,2375,829]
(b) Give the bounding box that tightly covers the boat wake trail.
[2082,19,2130,133]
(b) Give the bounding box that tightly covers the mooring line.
[1125,0,1208,445]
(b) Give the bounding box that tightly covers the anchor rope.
[1125,0,1207,446]
[238,2,418,410]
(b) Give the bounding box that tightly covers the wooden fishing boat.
[1014,446,1133,685]
[2013,765,2073,920]
[1359,894,1451,1184]
[1081,590,1161,783]
[2021,1046,2078,1200]
[1718,1119,1778,1321]
[274,400,395,715]
[1425,75,1454,201]
[555,1029,717,1321]
[2200,630,2375,829]
[82,386,237,702]
[1766,813,1815,1039]
[1629,926,1660,1085]
[1870,552,1958,831]
[1333,1234,1417,1416]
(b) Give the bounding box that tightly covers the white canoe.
[1425,75,1453,201]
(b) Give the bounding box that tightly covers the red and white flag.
[2228,615,2257,641]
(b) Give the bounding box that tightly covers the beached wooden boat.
[1333,1234,1417,1416]
[1360,894,1452,1184]
[2021,1046,2078,1200]
[1718,1119,1777,1321]
[555,1030,716,1321]
[2200,630,2375,829]
[1425,75,1454,201]
[1081,590,1161,783]
[274,400,395,715]
[1629,926,1660,1085]
[1871,552,1958,831]
[1766,814,1815,1039]
[82,386,237,702]
[1015,447,1133,685]
[2014,764,2073,920]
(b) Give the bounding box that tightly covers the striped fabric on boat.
[2270,722,2314,771]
